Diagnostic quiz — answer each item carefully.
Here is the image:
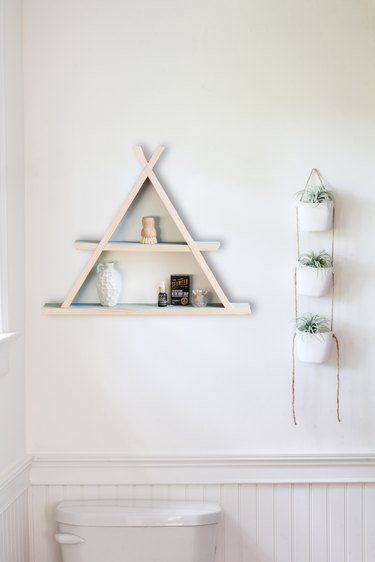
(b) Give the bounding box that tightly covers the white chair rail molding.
[27,453,375,562]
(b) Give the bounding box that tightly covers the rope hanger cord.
[330,208,335,331]
[296,207,301,269]
[292,334,297,425]
[333,334,341,422]
[293,169,341,424]
[304,167,325,190]
[292,333,341,425]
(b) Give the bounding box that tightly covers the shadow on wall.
[333,191,375,369]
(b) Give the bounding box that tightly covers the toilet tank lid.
[55,500,221,527]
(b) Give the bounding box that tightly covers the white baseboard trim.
[29,454,375,485]
[0,455,32,513]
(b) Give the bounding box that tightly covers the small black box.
[171,275,190,306]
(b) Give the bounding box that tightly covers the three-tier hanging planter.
[292,168,341,424]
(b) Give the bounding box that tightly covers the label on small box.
[171,275,190,306]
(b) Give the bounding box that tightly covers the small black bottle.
[158,280,168,307]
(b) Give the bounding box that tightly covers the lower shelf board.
[43,303,251,316]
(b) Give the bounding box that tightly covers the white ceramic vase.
[296,266,333,297]
[96,262,121,306]
[295,331,333,363]
[297,201,334,231]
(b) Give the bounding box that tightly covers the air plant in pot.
[296,183,334,231]
[296,250,333,297]
[295,313,333,363]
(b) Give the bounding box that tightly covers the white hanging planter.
[295,331,333,363]
[296,266,333,297]
[297,200,334,231]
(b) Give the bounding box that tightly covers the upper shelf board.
[74,240,221,252]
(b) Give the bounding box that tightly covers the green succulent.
[296,185,334,205]
[296,313,331,334]
[298,250,333,269]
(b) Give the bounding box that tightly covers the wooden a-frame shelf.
[74,240,221,252]
[43,146,251,316]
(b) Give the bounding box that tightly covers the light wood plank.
[74,240,221,252]
[62,146,165,307]
[43,303,251,315]
[135,149,232,308]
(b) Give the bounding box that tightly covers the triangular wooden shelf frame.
[43,146,251,315]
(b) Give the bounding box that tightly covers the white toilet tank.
[55,499,221,562]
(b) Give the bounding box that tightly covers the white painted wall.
[24,0,375,455]
[0,2,29,559]
[0,0,25,473]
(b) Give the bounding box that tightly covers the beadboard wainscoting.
[29,455,375,562]
[0,457,31,562]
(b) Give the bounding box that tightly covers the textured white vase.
[296,266,333,297]
[96,262,121,306]
[295,331,333,363]
[297,201,333,231]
